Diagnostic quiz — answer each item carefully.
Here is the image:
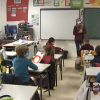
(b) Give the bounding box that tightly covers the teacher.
[73,18,87,57]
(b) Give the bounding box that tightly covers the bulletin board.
[7,0,29,21]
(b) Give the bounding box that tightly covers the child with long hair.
[35,45,56,90]
[42,45,54,64]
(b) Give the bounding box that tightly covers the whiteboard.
[40,9,79,40]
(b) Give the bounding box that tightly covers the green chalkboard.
[84,8,100,39]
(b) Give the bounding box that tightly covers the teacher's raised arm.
[73,18,87,57]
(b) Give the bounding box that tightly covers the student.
[41,45,56,90]
[79,37,94,57]
[42,45,54,64]
[46,37,62,52]
[91,45,100,66]
[13,45,40,100]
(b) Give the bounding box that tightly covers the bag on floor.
[75,58,84,71]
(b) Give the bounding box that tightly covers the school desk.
[0,84,37,100]
[28,63,51,100]
[3,40,37,59]
[54,54,63,86]
[84,67,100,87]
[6,51,17,57]
[86,67,100,77]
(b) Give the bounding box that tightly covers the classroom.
[0,0,100,100]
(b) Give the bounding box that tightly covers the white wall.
[0,0,7,36]
[0,0,100,57]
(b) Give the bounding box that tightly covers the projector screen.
[40,9,79,40]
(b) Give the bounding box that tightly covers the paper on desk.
[13,40,28,45]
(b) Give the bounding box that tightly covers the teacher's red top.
[73,25,86,41]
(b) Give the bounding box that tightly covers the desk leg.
[62,50,64,67]
[60,57,62,80]
[40,75,42,100]
[34,45,38,55]
[46,71,50,96]
[55,64,57,86]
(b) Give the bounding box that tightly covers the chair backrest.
[81,50,96,58]
[74,81,89,100]
[40,59,56,73]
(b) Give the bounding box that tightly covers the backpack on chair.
[0,54,6,73]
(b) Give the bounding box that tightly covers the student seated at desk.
[13,45,40,100]
[46,37,62,53]
[42,45,54,64]
[0,39,12,73]
[79,37,94,57]
[91,45,100,67]
[35,45,56,90]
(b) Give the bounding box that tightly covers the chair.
[79,50,96,67]
[40,60,56,88]
[0,54,6,73]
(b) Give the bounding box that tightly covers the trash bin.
[63,50,68,59]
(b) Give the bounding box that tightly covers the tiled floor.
[42,58,82,100]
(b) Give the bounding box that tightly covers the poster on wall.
[49,0,54,6]
[84,0,100,7]
[33,0,39,6]
[11,8,17,17]
[23,7,27,12]
[65,0,70,6]
[14,0,21,3]
[44,0,49,6]
[7,0,29,21]
[39,0,44,6]
[59,0,65,6]
[54,0,59,6]
[32,14,39,25]
[71,0,84,8]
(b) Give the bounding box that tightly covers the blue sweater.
[96,72,100,83]
[13,57,38,83]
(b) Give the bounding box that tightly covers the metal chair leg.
[60,58,62,80]
[40,75,42,100]
[46,71,50,96]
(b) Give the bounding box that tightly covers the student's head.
[48,37,55,45]
[83,37,89,44]
[95,45,100,55]
[43,45,54,58]
[76,18,81,25]
[0,39,3,46]
[16,45,29,57]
